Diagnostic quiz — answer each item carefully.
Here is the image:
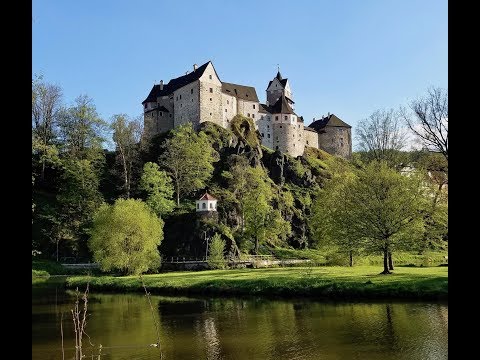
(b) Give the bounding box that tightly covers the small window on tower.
[267,125,269,129]
[180,95,182,99]
[267,134,271,138]
[261,133,264,138]
[209,88,213,93]
[248,113,251,117]
[210,98,212,101]
[252,114,255,119]
[191,89,193,94]
[202,203,206,209]
[225,109,227,112]
[160,112,163,116]
[284,116,287,120]
[253,104,256,109]
[280,125,282,128]
[307,141,309,145]
[227,100,230,105]
[275,116,279,121]
[209,75,212,80]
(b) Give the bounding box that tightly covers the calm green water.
[32,277,447,360]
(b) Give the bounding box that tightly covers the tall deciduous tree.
[313,161,425,274]
[57,159,104,257]
[403,87,448,161]
[242,167,291,254]
[159,124,216,205]
[139,162,175,217]
[356,109,408,166]
[207,233,226,269]
[57,95,106,163]
[89,199,163,275]
[32,76,63,180]
[111,114,142,198]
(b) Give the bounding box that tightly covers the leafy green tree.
[57,94,106,164]
[159,124,216,205]
[310,169,360,266]
[243,167,291,254]
[111,114,143,198]
[312,161,426,274]
[89,199,163,275]
[208,233,226,269]
[139,162,175,217]
[57,159,104,257]
[32,76,63,181]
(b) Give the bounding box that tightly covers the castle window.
[227,100,230,105]
[209,88,213,93]
[169,114,172,117]
[176,96,178,101]
[280,125,282,128]
[191,89,193,94]
[307,141,309,145]
[275,116,279,121]
[210,202,213,209]
[252,114,255,119]
[160,112,163,116]
[248,113,251,117]
[261,133,264,138]
[293,144,296,147]
[267,134,270,138]
[192,99,194,102]
[210,98,212,101]
[253,104,256,109]
[276,146,279,150]
[209,75,212,80]
[180,104,183,108]
[276,136,279,141]
[180,95,182,99]
[284,116,288,120]
[225,109,227,112]
[210,113,212,116]
[267,125,269,129]
[144,104,147,109]
[197,203,199,209]
[203,203,206,209]
[293,134,295,138]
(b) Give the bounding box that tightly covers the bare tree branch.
[402,87,448,161]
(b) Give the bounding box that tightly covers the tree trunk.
[254,236,259,255]
[388,252,394,270]
[381,248,391,274]
[176,180,180,206]
[349,250,353,267]
[56,238,59,262]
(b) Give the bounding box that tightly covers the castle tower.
[266,70,294,110]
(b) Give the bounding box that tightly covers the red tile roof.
[199,192,217,201]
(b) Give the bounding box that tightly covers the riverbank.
[66,266,448,300]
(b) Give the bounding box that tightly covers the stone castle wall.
[304,129,319,148]
[221,93,237,128]
[173,81,200,128]
[318,126,352,159]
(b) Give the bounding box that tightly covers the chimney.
[159,80,163,90]
[313,117,315,121]
[185,71,189,75]
[193,64,198,72]
[328,112,330,117]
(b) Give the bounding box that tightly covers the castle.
[142,61,352,158]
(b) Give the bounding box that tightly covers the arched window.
[202,203,206,209]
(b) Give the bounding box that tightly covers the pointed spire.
[276,65,282,81]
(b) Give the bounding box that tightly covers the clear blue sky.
[32,0,447,149]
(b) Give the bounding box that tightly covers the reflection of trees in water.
[202,317,222,360]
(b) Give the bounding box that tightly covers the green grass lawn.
[67,265,448,300]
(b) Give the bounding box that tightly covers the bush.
[208,233,227,269]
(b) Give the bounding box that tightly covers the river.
[32,277,447,359]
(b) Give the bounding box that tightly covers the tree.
[242,167,291,254]
[139,162,175,217]
[207,233,226,269]
[356,109,408,166]
[111,114,143,198]
[310,169,361,266]
[57,159,104,258]
[313,162,425,274]
[57,94,106,163]
[89,199,163,275]
[159,124,216,205]
[403,87,448,161]
[32,76,63,180]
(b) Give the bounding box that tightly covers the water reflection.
[33,279,447,360]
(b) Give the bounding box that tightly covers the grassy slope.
[67,266,447,300]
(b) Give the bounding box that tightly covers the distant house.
[196,192,218,212]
